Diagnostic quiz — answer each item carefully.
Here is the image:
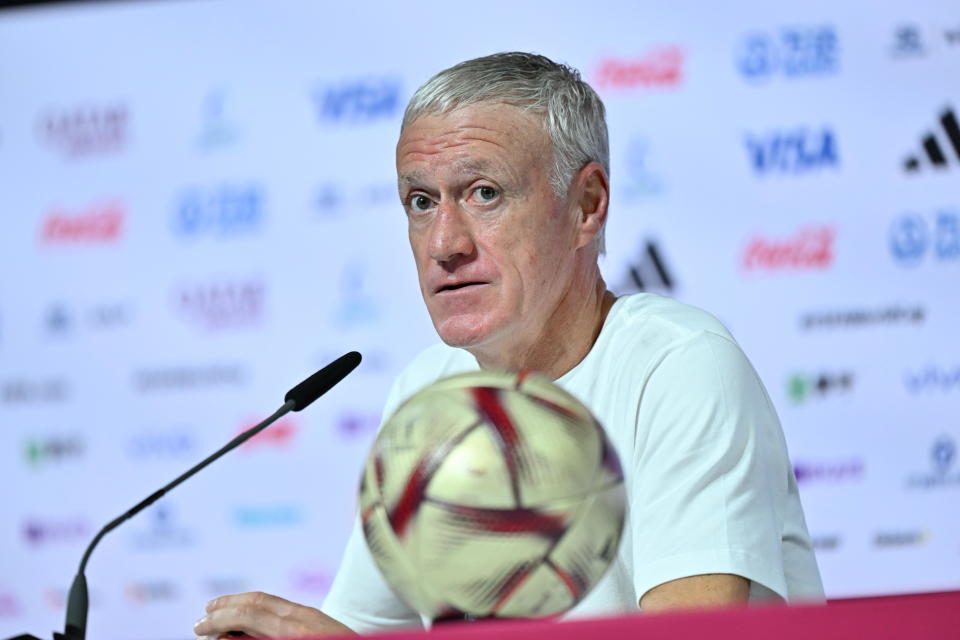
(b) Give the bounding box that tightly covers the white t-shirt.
[322,293,824,633]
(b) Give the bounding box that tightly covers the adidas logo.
[903,106,960,172]
[618,240,675,294]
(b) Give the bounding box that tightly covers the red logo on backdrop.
[0,592,21,617]
[40,202,124,244]
[237,416,297,450]
[592,47,685,90]
[38,104,128,157]
[174,279,265,330]
[742,226,835,271]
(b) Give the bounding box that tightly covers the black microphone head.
[285,351,361,411]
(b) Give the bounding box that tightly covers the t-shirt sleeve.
[629,329,794,603]
[320,374,425,633]
[320,515,423,633]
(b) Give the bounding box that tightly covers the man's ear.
[572,161,609,250]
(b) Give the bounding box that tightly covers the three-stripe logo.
[903,106,960,172]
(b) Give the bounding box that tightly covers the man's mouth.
[435,281,487,294]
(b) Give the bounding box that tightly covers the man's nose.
[428,202,475,264]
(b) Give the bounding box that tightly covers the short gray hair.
[401,52,609,253]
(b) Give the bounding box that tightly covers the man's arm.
[194,591,356,638]
[640,574,750,612]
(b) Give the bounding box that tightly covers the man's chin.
[433,317,493,350]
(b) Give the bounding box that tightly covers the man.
[194,52,823,639]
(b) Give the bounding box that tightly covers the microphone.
[49,352,362,640]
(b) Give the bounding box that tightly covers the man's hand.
[194,591,355,639]
[639,573,751,613]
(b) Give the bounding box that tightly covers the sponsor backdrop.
[1,0,958,637]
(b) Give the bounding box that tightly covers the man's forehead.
[399,158,502,186]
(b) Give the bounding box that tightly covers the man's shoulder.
[611,293,736,348]
[386,342,478,411]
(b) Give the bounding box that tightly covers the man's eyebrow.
[399,159,499,188]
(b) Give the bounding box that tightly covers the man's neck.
[469,275,616,380]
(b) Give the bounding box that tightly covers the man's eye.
[409,194,433,213]
[474,186,499,202]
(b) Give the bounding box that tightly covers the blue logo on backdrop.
[906,436,960,488]
[745,127,839,175]
[233,505,303,528]
[196,89,241,150]
[619,137,664,202]
[173,184,263,237]
[313,76,401,123]
[890,210,960,266]
[737,26,839,81]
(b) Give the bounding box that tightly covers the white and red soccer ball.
[359,370,626,621]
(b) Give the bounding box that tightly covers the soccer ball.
[358,370,626,621]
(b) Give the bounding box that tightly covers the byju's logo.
[23,517,88,546]
[40,202,125,244]
[889,210,959,267]
[617,240,675,294]
[744,127,839,175]
[736,26,839,82]
[906,436,960,489]
[793,459,864,485]
[905,365,960,393]
[787,371,853,405]
[173,184,263,237]
[337,412,380,440]
[37,104,128,157]
[592,47,684,90]
[313,76,401,123]
[24,436,84,469]
[173,279,265,330]
[742,226,835,271]
[903,107,960,172]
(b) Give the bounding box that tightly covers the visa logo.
[314,77,401,123]
[745,128,839,175]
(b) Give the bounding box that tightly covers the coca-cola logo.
[742,226,835,271]
[40,202,125,244]
[237,416,297,451]
[592,47,685,90]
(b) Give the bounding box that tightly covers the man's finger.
[205,591,296,617]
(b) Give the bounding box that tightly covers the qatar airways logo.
[592,46,685,90]
[173,279,265,330]
[742,226,835,271]
[40,202,125,244]
[38,103,128,157]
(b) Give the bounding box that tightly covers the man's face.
[396,103,581,353]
